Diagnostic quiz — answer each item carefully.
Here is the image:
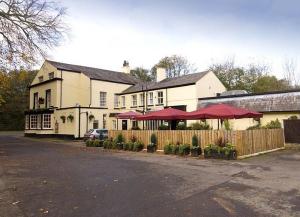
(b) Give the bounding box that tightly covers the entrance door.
[122,120,128,130]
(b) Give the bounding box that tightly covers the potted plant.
[178,144,191,156]
[67,114,74,122]
[60,115,66,123]
[89,114,95,122]
[226,143,237,160]
[147,133,157,153]
[204,144,213,158]
[163,143,172,155]
[133,141,144,152]
[191,135,202,157]
[114,133,125,150]
[171,144,179,155]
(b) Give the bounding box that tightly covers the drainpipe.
[60,70,63,108]
[78,106,81,138]
[89,79,92,107]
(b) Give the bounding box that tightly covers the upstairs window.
[48,72,54,79]
[121,96,126,107]
[131,94,137,107]
[148,92,153,105]
[114,95,119,108]
[45,89,51,108]
[38,76,43,82]
[157,91,164,104]
[99,92,107,107]
[139,93,144,106]
[33,93,38,109]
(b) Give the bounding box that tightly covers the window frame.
[131,94,137,107]
[30,115,38,129]
[114,94,119,108]
[99,92,107,107]
[139,93,144,106]
[148,92,154,105]
[33,92,38,109]
[48,72,54,80]
[38,76,43,82]
[121,96,126,108]
[43,114,52,129]
[157,91,164,105]
[45,89,51,108]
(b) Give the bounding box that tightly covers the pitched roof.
[46,60,139,85]
[198,90,300,112]
[121,71,210,94]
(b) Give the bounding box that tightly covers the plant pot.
[230,150,237,160]
[191,147,202,157]
[147,145,156,153]
[204,149,211,158]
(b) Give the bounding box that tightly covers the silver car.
[83,129,108,141]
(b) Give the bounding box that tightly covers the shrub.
[85,139,94,147]
[192,135,199,147]
[176,123,187,130]
[131,126,141,130]
[264,119,282,129]
[191,146,202,157]
[93,139,101,147]
[128,141,134,151]
[164,143,172,155]
[223,119,232,130]
[150,133,157,145]
[171,144,179,155]
[115,133,125,143]
[189,122,211,130]
[158,125,169,130]
[288,115,298,120]
[247,124,261,130]
[178,144,191,156]
[103,138,113,149]
[133,141,144,152]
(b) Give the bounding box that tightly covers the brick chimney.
[156,67,166,82]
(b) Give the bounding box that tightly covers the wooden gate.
[284,120,300,143]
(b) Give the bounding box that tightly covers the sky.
[49,0,300,79]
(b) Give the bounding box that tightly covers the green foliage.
[176,123,187,130]
[223,119,232,130]
[163,143,172,155]
[171,144,179,155]
[178,144,191,156]
[103,138,113,149]
[158,125,169,130]
[115,133,125,143]
[192,135,199,147]
[128,141,134,151]
[85,140,94,147]
[150,133,157,145]
[0,70,36,130]
[133,141,144,152]
[288,115,298,120]
[189,122,211,130]
[152,55,196,78]
[246,124,261,130]
[252,75,291,93]
[130,67,154,82]
[264,119,282,129]
[93,139,101,147]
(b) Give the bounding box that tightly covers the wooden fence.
[108,129,285,157]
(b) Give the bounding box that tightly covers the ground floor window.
[30,115,38,129]
[112,120,117,130]
[93,120,99,129]
[43,114,52,129]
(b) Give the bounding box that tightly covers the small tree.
[192,135,199,147]
[150,133,157,145]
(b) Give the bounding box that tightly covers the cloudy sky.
[50,0,300,78]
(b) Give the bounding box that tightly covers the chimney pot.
[156,67,166,82]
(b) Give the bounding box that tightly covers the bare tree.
[0,0,67,71]
[283,58,298,86]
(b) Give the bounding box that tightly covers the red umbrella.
[184,103,263,120]
[116,111,142,120]
[136,107,188,120]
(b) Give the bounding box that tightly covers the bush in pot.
[178,144,191,156]
[93,139,101,147]
[191,135,202,157]
[147,133,157,153]
[171,144,179,155]
[133,141,144,152]
[114,133,125,150]
[85,139,94,147]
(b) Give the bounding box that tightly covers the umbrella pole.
[217,119,219,130]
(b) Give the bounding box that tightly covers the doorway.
[122,120,128,130]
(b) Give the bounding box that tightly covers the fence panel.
[108,129,284,157]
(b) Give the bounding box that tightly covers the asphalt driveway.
[0,132,300,217]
